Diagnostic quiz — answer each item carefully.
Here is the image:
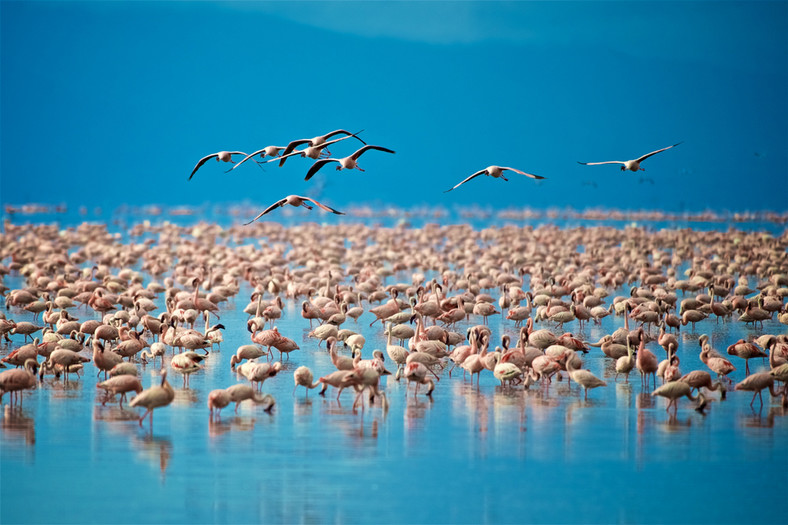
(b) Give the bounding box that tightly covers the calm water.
[1,210,786,524]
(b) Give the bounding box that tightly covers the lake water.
[1,207,786,524]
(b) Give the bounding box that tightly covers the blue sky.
[1,1,786,213]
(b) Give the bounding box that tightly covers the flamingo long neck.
[255,293,263,318]
[636,339,645,366]
[768,341,779,369]
[565,350,578,373]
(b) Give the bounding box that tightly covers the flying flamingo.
[245,195,344,224]
[277,129,366,165]
[444,165,544,192]
[578,142,681,172]
[304,145,396,181]
[188,151,249,180]
[227,145,288,172]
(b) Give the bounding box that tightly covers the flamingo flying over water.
[304,145,396,181]
[577,142,681,172]
[189,151,249,180]
[245,195,344,224]
[444,165,544,192]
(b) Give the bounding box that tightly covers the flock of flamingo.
[0,131,786,434]
[187,128,681,220]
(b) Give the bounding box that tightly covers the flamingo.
[97,375,143,408]
[651,380,704,414]
[701,344,736,384]
[636,338,658,389]
[493,361,523,388]
[225,384,275,413]
[1,338,40,368]
[230,345,267,370]
[188,151,248,180]
[293,366,319,397]
[40,349,90,382]
[444,165,544,192]
[565,351,607,399]
[679,370,726,400]
[140,342,166,368]
[317,370,354,399]
[277,129,366,166]
[734,373,781,407]
[304,145,396,181]
[614,338,635,382]
[129,370,175,428]
[245,195,344,224]
[339,367,384,409]
[0,359,38,406]
[727,339,767,376]
[403,362,436,397]
[227,145,288,172]
[170,351,205,388]
[578,142,681,172]
[238,361,282,391]
[207,389,231,420]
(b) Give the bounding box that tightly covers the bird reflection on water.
[3,405,35,448]
[740,405,786,429]
[130,433,172,480]
[172,387,199,406]
[41,376,84,400]
[208,416,258,439]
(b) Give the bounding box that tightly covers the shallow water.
[1,212,786,524]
